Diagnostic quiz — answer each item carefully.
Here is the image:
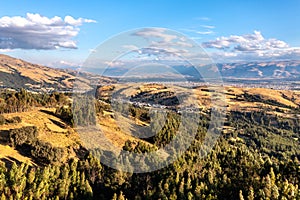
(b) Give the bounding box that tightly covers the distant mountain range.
[174,61,300,81]
[89,61,300,82]
[0,54,299,91]
[219,61,300,79]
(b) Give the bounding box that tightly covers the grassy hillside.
[0,54,113,92]
[0,84,299,199]
[0,108,81,165]
[1,84,300,164]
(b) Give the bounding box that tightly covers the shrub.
[0,114,5,125]
[8,126,38,147]
[6,116,22,124]
[55,105,74,126]
[12,116,22,123]
[31,140,65,164]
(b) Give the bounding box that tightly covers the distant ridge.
[173,60,300,80]
[0,54,112,92]
[1,54,300,91]
[217,60,300,79]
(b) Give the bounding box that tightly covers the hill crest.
[0,54,112,92]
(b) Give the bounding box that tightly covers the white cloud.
[131,28,193,58]
[57,41,77,49]
[0,13,96,50]
[180,28,214,35]
[133,28,177,42]
[64,15,96,26]
[202,31,300,62]
[49,60,82,68]
[201,25,215,29]
[0,49,13,52]
[250,67,263,77]
[196,30,214,35]
[104,60,125,67]
[202,31,288,51]
[122,44,139,51]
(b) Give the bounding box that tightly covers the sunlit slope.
[1,83,300,165]
[0,54,113,91]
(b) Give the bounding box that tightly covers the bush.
[55,105,74,126]
[0,114,5,125]
[6,116,22,124]
[31,140,65,164]
[7,126,65,164]
[12,116,22,123]
[8,126,38,147]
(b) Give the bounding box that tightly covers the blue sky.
[1,0,300,66]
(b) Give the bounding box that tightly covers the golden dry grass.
[1,108,80,148]
[0,54,97,89]
[0,55,71,84]
[105,83,300,113]
[1,83,300,164]
[0,144,34,165]
[220,86,300,113]
[0,107,82,164]
[97,114,153,149]
[246,88,297,108]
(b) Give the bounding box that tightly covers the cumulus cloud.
[202,31,288,51]
[0,13,96,50]
[64,15,96,26]
[202,31,300,62]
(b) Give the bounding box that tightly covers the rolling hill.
[1,82,300,166]
[0,81,299,199]
[0,54,112,92]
